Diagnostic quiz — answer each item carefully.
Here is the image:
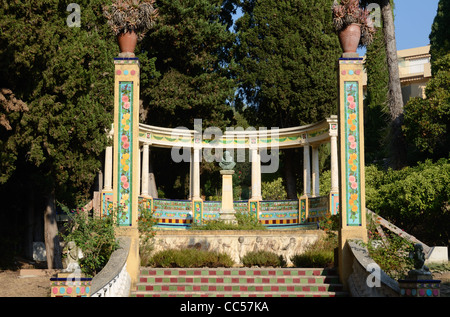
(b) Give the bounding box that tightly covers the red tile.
[224,286,232,291]
[164,270,171,275]
[271,286,279,291]
[216,278,224,283]
[170,277,177,283]
[253,271,261,275]
[232,278,239,283]
[268,271,275,275]
[162,286,169,291]
[145,285,153,291]
[248,278,255,283]
[308,278,315,283]
[179,270,186,275]
[177,286,185,291]
[201,278,208,283]
[193,286,201,291]
[208,271,216,275]
[224,270,231,275]
[239,271,246,275]
[209,286,217,291]
[194,270,201,275]
[186,278,193,283]
[277,278,284,283]
[262,278,270,283]
[155,278,163,283]
[287,286,295,292]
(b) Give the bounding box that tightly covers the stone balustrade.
[90,237,131,297]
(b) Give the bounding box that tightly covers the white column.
[330,134,339,193]
[192,148,201,200]
[251,148,262,200]
[141,144,149,196]
[104,146,113,190]
[303,145,311,197]
[312,145,320,197]
[189,149,193,200]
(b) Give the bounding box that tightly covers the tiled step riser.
[138,284,343,292]
[135,293,346,298]
[140,276,340,284]
[132,268,347,297]
[139,269,337,277]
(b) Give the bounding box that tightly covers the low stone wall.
[151,229,325,266]
[90,237,131,297]
[347,240,400,297]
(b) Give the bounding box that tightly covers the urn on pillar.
[103,0,158,57]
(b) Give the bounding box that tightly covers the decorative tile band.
[344,81,362,226]
[117,81,133,226]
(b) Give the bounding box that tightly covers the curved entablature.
[138,115,338,149]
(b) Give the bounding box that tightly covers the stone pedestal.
[50,272,92,297]
[398,275,441,297]
[220,170,237,224]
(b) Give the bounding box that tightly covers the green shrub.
[291,250,334,268]
[290,235,337,268]
[242,250,286,267]
[61,208,118,277]
[138,200,157,266]
[261,177,287,200]
[147,248,234,268]
[191,211,266,230]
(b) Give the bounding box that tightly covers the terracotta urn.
[117,31,138,54]
[338,23,361,53]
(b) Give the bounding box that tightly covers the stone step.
[136,283,343,292]
[132,267,348,298]
[138,276,341,284]
[139,267,337,277]
[133,291,348,297]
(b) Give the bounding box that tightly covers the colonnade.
[102,116,339,203]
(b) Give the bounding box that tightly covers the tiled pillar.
[113,56,140,290]
[337,55,368,290]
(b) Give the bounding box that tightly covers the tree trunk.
[25,185,35,260]
[380,0,407,168]
[44,189,63,269]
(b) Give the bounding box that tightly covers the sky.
[358,0,440,55]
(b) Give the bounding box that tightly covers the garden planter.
[338,23,361,53]
[117,31,138,54]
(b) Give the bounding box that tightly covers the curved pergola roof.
[138,115,337,149]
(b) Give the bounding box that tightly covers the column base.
[219,209,237,225]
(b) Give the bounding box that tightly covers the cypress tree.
[233,0,341,197]
[0,0,116,267]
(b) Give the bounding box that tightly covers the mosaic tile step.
[132,267,347,297]
[139,276,340,285]
[139,268,337,277]
[132,291,348,298]
[136,283,343,292]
